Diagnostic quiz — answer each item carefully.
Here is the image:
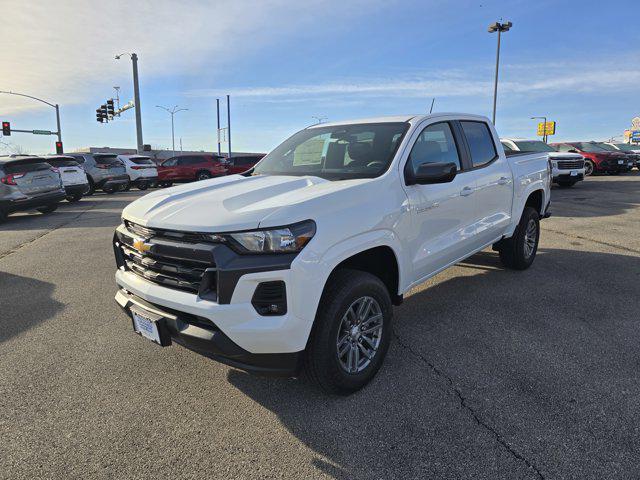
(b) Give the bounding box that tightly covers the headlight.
[551,161,558,168]
[226,220,316,254]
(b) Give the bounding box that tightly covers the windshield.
[513,140,556,152]
[614,143,639,151]
[596,143,617,152]
[574,142,609,153]
[253,122,409,180]
[45,158,79,167]
[95,154,122,165]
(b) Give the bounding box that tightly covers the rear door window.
[460,121,498,168]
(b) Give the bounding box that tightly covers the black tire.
[159,181,173,188]
[66,194,82,202]
[498,207,540,270]
[558,181,575,188]
[0,209,7,223]
[103,187,115,194]
[86,178,95,196]
[584,160,594,176]
[196,170,212,181]
[137,183,149,191]
[123,182,131,191]
[304,269,393,395]
[37,204,58,214]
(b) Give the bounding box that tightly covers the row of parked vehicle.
[0,152,265,223]
[500,138,639,188]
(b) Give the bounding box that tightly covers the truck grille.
[117,222,216,294]
[556,160,584,169]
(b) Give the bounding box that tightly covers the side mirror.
[406,161,457,185]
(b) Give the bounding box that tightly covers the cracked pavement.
[1,174,639,479]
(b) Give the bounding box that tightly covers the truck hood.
[547,152,583,160]
[122,174,363,232]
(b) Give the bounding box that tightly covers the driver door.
[403,121,478,284]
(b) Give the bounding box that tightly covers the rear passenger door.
[459,120,513,245]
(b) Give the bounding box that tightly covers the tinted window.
[67,154,86,163]
[513,140,556,152]
[162,158,178,166]
[4,160,52,174]
[95,155,121,166]
[178,156,202,165]
[408,122,461,172]
[45,158,79,167]
[574,142,608,153]
[129,157,154,165]
[553,144,573,152]
[461,121,497,167]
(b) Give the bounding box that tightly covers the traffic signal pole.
[131,53,144,154]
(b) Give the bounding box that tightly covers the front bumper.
[133,175,158,184]
[0,189,66,213]
[115,288,302,376]
[64,183,90,196]
[553,172,584,183]
[96,175,129,189]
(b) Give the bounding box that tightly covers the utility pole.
[227,94,232,159]
[216,98,221,156]
[116,53,144,153]
[156,105,188,158]
[488,21,512,125]
[531,116,548,143]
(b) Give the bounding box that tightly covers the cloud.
[184,61,640,101]
[0,0,382,115]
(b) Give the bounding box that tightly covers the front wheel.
[584,160,594,176]
[304,269,393,395]
[196,171,212,181]
[498,207,540,270]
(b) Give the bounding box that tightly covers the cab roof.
[306,113,490,129]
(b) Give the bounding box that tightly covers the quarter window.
[408,122,461,173]
[461,121,497,168]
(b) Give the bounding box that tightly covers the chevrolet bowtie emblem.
[133,238,152,253]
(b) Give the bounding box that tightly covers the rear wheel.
[86,178,95,196]
[137,182,149,191]
[196,170,212,181]
[305,269,393,395]
[498,207,540,270]
[66,194,82,202]
[584,160,594,176]
[37,204,58,215]
[103,186,115,194]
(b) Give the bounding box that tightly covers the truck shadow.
[0,272,64,344]
[227,248,640,479]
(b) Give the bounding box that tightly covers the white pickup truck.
[113,113,550,394]
[501,138,585,187]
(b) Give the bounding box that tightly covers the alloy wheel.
[336,296,383,374]
[523,219,537,259]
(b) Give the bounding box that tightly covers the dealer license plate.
[132,308,162,344]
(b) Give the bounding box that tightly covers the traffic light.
[96,104,109,123]
[106,99,115,116]
[96,108,104,123]
[55,141,63,154]
[2,121,10,136]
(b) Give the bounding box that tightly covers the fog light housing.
[252,281,287,316]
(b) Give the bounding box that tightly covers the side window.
[408,122,461,173]
[177,156,194,165]
[556,144,572,153]
[461,121,498,168]
[163,158,177,166]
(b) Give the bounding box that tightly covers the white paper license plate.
[618,160,624,164]
[570,170,578,176]
[132,309,161,344]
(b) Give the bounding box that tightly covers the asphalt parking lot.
[1,175,639,480]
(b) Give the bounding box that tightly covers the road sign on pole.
[32,130,53,135]
[537,121,556,137]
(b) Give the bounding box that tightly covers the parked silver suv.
[0,156,66,223]
[66,153,129,194]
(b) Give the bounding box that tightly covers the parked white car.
[501,138,585,187]
[117,155,158,190]
[114,113,551,394]
[44,155,89,202]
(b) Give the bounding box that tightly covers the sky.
[1,0,639,155]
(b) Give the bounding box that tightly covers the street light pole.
[0,90,63,148]
[156,105,188,158]
[531,116,548,143]
[116,52,144,153]
[488,21,512,125]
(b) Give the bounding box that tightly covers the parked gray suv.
[0,156,66,223]
[66,153,129,194]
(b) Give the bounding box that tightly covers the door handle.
[498,176,511,185]
[460,186,474,197]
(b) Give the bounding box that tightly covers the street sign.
[632,131,640,142]
[537,121,556,136]
[32,129,53,135]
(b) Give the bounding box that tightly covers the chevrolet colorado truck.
[500,138,585,187]
[113,113,551,394]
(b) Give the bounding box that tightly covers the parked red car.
[223,154,266,175]
[157,154,227,186]
[550,142,628,176]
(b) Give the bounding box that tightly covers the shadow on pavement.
[0,272,64,344]
[228,248,640,479]
[551,177,640,218]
